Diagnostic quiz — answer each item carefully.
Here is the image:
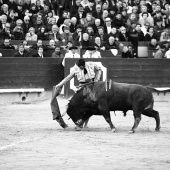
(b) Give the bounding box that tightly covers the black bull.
[66,81,160,132]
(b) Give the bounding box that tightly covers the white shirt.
[83,50,101,58]
[57,61,102,87]
[38,52,43,58]
[107,26,112,34]
[164,50,170,58]
[62,51,80,66]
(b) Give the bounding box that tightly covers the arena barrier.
[64,58,170,98]
[0,58,170,102]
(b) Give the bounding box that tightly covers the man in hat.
[62,46,80,66]
[50,58,102,129]
[104,17,112,34]
[83,46,101,58]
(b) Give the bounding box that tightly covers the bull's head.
[67,85,98,124]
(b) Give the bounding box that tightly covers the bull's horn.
[105,79,108,91]
[109,79,112,89]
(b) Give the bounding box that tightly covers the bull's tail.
[142,108,160,131]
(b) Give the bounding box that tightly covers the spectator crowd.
[0,0,170,59]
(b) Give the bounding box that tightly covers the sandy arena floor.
[0,96,170,170]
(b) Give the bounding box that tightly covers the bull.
[66,81,160,133]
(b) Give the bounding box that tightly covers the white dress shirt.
[83,50,101,58]
[62,51,80,66]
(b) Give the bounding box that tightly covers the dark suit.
[13,51,28,57]
[0,43,15,49]
[32,53,47,58]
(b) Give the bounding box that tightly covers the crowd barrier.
[0,58,170,96]
[0,41,159,58]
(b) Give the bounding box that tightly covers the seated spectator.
[22,40,31,52]
[118,26,129,41]
[70,17,78,34]
[45,10,54,25]
[13,25,24,40]
[46,39,56,50]
[63,41,73,52]
[70,1,84,18]
[86,26,95,42]
[160,29,170,42]
[95,26,108,43]
[0,38,15,49]
[59,19,71,34]
[15,4,24,20]
[103,17,112,34]
[12,44,28,57]
[83,46,101,58]
[92,18,103,34]
[164,44,170,58]
[81,0,91,8]
[0,22,14,40]
[82,12,95,28]
[145,26,158,41]
[46,17,57,32]
[23,0,32,10]
[154,44,166,59]
[57,11,69,28]
[61,26,73,44]
[148,39,159,50]
[30,39,45,50]
[92,4,102,19]
[122,45,137,58]
[121,9,128,23]
[81,33,93,49]
[48,25,63,42]
[25,27,38,41]
[129,23,145,42]
[108,27,119,41]
[93,36,106,51]
[37,26,48,40]
[72,25,83,42]
[100,10,109,25]
[6,0,17,12]
[30,3,38,16]
[33,14,45,33]
[105,36,123,50]
[23,16,33,36]
[7,9,17,27]
[138,12,154,27]
[126,13,139,32]
[11,19,23,30]
[0,4,9,19]
[52,45,64,58]
[62,46,80,66]
[0,14,8,31]
[112,12,125,29]
[32,46,46,58]
[154,18,165,40]
[141,22,150,36]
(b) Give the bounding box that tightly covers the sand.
[0,96,170,170]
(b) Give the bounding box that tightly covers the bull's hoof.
[75,125,82,131]
[155,127,161,131]
[111,128,116,133]
[128,130,135,133]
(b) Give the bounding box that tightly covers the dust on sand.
[0,96,170,170]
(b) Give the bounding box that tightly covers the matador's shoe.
[56,117,68,129]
